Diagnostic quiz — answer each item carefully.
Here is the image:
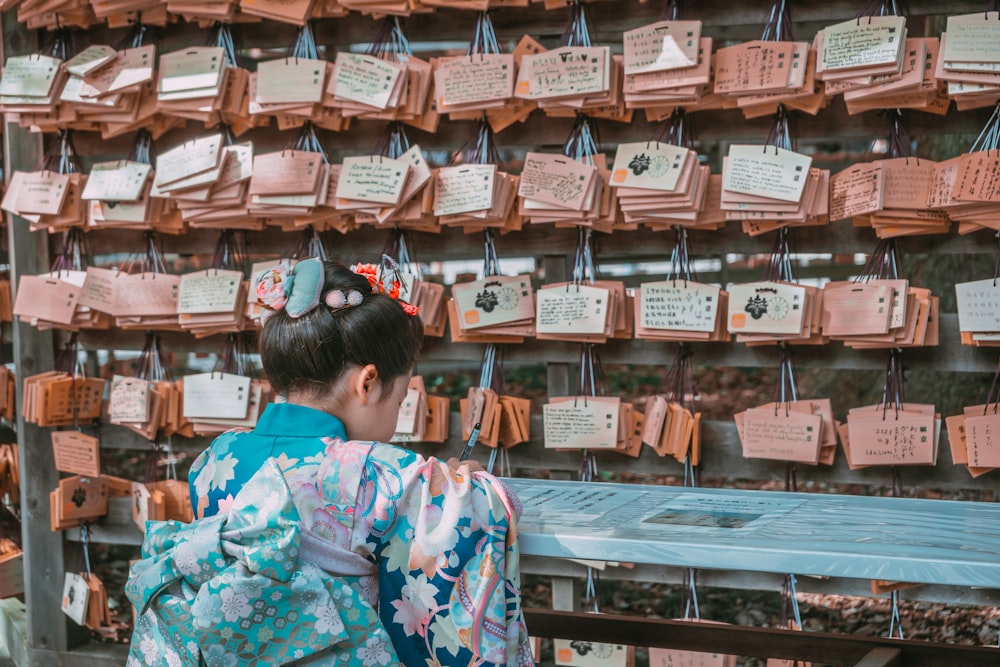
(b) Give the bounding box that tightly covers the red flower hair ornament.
[350,261,419,317]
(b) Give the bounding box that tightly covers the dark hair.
[260,261,423,398]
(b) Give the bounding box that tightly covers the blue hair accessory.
[254,258,324,319]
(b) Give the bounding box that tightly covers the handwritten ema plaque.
[848,409,936,465]
[640,280,719,332]
[536,284,610,335]
[740,408,822,464]
[723,145,813,203]
[543,397,620,449]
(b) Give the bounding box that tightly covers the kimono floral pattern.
[129,431,534,667]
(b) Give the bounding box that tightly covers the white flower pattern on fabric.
[359,637,393,667]
[218,587,252,622]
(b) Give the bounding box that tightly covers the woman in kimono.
[126,259,534,667]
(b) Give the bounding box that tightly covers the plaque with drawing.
[727,282,806,335]
[610,142,692,192]
[451,274,535,329]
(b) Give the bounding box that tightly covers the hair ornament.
[325,289,364,311]
[254,257,325,319]
[350,258,420,316]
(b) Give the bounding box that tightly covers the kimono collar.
[253,402,348,439]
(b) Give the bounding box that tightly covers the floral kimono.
[128,403,534,667]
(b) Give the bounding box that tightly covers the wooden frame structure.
[1,1,998,665]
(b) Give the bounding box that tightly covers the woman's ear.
[352,364,380,405]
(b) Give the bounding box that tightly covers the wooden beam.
[522,609,1000,666]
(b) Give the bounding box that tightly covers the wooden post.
[1,10,88,659]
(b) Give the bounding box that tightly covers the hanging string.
[764,226,797,283]
[118,231,168,276]
[456,115,502,167]
[888,590,905,639]
[381,227,415,272]
[114,16,151,51]
[129,128,156,166]
[563,113,602,167]
[210,229,249,277]
[287,226,328,261]
[134,332,172,383]
[582,565,600,613]
[40,130,82,175]
[367,15,412,59]
[213,333,250,377]
[41,27,72,61]
[561,0,593,48]
[855,0,901,18]
[760,0,795,42]
[679,568,700,620]
[664,0,683,20]
[764,105,798,153]
[374,122,412,161]
[51,228,90,274]
[666,226,696,286]
[79,523,93,578]
[570,227,598,287]
[482,229,502,278]
[210,22,242,69]
[467,11,503,56]
[781,574,804,630]
[855,238,902,284]
[288,21,319,61]
[864,109,913,162]
[655,107,696,151]
[479,343,508,475]
[289,121,330,163]
[969,101,1000,152]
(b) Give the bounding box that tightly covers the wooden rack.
[2,1,999,665]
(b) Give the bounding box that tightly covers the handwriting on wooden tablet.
[536,285,609,334]
[952,151,1000,202]
[332,53,402,109]
[822,16,905,70]
[944,12,1000,64]
[0,55,61,97]
[849,411,935,465]
[337,156,408,205]
[177,270,242,314]
[109,375,150,423]
[519,153,595,209]
[51,432,101,478]
[829,162,884,220]
[623,20,701,75]
[724,146,812,203]
[965,412,1000,467]
[516,46,609,100]
[641,281,719,332]
[741,409,821,464]
[435,54,515,106]
[434,165,496,216]
[543,399,619,449]
[955,278,1000,332]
